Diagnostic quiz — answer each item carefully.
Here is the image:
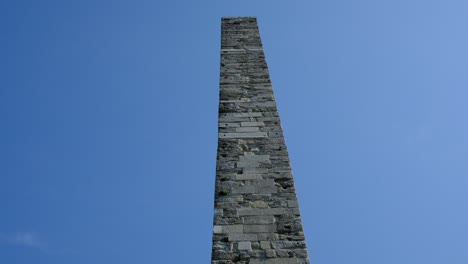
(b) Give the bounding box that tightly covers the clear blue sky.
[1,1,467,263]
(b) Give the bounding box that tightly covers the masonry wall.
[211,17,309,264]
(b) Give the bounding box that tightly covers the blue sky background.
[1,1,468,263]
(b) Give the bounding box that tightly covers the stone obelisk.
[212,17,309,264]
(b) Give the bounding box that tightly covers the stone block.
[239,155,270,162]
[232,186,256,194]
[219,122,240,128]
[213,225,223,234]
[236,127,260,132]
[251,179,275,187]
[243,168,268,174]
[241,121,265,127]
[260,208,287,215]
[236,174,263,180]
[265,249,276,258]
[260,241,271,249]
[236,161,260,168]
[237,241,252,251]
[293,249,309,258]
[219,132,268,139]
[244,224,277,233]
[228,233,257,241]
[249,200,268,208]
[238,208,261,216]
[287,200,298,208]
[256,186,278,194]
[222,224,244,233]
[271,241,306,249]
[220,98,251,103]
[220,112,262,118]
[238,208,287,216]
[243,216,275,224]
[214,208,223,216]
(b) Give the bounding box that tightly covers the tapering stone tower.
[211,17,310,264]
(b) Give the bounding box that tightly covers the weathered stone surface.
[219,132,268,139]
[260,241,271,249]
[238,241,252,251]
[228,233,257,241]
[244,216,275,224]
[244,224,277,233]
[241,121,265,127]
[250,258,306,264]
[211,17,309,264]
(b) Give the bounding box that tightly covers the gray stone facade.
[211,17,310,264]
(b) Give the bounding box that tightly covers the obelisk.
[212,17,309,264]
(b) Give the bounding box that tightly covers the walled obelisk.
[211,17,309,264]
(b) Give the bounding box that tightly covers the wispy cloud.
[0,232,46,250]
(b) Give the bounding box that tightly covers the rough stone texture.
[211,17,310,264]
